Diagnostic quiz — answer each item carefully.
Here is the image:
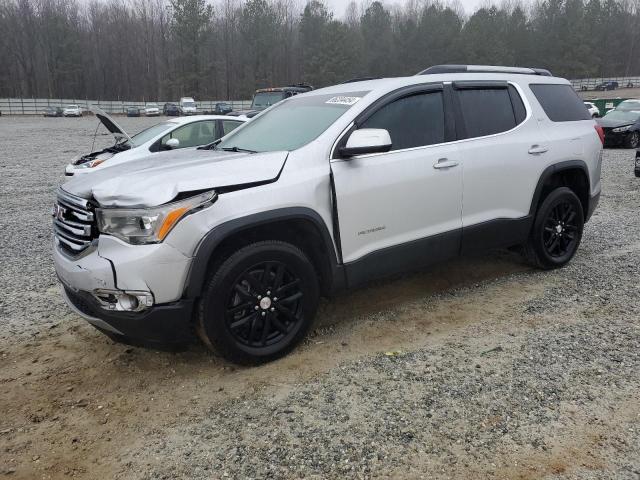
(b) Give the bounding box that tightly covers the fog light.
[93,289,154,312]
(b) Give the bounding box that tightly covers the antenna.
[90,120,100,152]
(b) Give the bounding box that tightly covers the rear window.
[457,88,519,138]
[530,84,591,122]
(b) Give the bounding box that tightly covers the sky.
[324,0,502,17]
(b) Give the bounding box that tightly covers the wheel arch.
[183,207,345,300]
[529,160,591,220]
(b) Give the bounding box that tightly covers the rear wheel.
[526,187,584,269]
[197,241,319,364]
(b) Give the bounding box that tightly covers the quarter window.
[529,84,592,122]
[360,91,445,151]
[456,88,520,138]
[221,120,242,136]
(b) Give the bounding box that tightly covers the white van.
[179,97,197,115]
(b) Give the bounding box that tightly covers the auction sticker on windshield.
[326,96,361,106]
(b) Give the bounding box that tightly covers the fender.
[528,159,591,217]
[183,207,346,299]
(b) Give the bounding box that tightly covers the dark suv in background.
[595,81,619,91]
[227,84,313,118]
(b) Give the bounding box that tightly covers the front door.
[330,85,463,285]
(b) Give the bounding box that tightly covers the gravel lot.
[1,116,639,479]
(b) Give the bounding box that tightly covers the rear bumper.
[63,287,195,348]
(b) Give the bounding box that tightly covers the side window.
[360,91,445,150]
[456,88,519,138]
[529,84,592,122]
[221,120,242,137]
[161,121,216,148]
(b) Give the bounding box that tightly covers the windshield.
[182,102,196,107]
[615,101,640,112]
[67,105,78,108]
[218,92,367,153]
[126,122,176,147]
[603,110,640,122]
[251,92,287,109]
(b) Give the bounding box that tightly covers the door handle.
[433,158,459,169]
[528,145,549,155]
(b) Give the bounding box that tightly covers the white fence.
[570,76,640,91]
[0,98,252,115]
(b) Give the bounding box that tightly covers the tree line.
[0,0,638,101]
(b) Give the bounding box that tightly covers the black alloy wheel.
[542,201,579,259]
[527,187,584,269]
[197,241,319,364]
[626,131,639,149]
[225,261,304,348]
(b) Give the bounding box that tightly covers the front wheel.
[526,187,584,269]
[625,131,639,149]
[196,241,319,364]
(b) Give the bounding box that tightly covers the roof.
[305,71,569,100]
[167,115,247,125]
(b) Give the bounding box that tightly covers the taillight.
[594,125,605,145]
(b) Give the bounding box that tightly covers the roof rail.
[340,76,381,84]
[287,83,314,90]
[416,65,552,77]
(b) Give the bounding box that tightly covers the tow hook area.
[93,289,154,312]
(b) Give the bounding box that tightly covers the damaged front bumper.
[53,236,195,348]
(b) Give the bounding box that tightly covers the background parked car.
[597,110,640,148]
[65,109,246,175]
[163,103,180,116]
[228,84,313,118]
[179,97,197,115]
[612,99,640,112]
[144,103,160,116]
[213,102,233,114]
[127,106,141,117]
[595,81,619,91]
[584,101,600,118]
[63,105,82,117]
[43,106,63,117]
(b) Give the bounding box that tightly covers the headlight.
[96,190,216,244]
[76,159,106,169]
[612,125,632,133]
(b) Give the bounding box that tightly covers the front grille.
[53,189,97,254]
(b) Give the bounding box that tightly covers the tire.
[196,240,320,364]
[526,187,584,270]
[625,131,639,149]
[635,169,640,178]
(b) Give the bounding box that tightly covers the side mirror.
[340,129,392,157]
[165,138,180,150]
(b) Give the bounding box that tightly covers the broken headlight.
[95,191,217,244]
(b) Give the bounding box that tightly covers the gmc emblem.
[52,204,66,221]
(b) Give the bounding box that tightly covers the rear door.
[330,84,463,284]
[452,81,542,253]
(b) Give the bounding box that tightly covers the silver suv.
[53,65,603,363]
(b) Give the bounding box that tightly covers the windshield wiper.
[220,146,257,153]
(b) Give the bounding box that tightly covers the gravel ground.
[1,116,639,479]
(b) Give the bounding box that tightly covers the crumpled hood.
[62,148,287,207]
